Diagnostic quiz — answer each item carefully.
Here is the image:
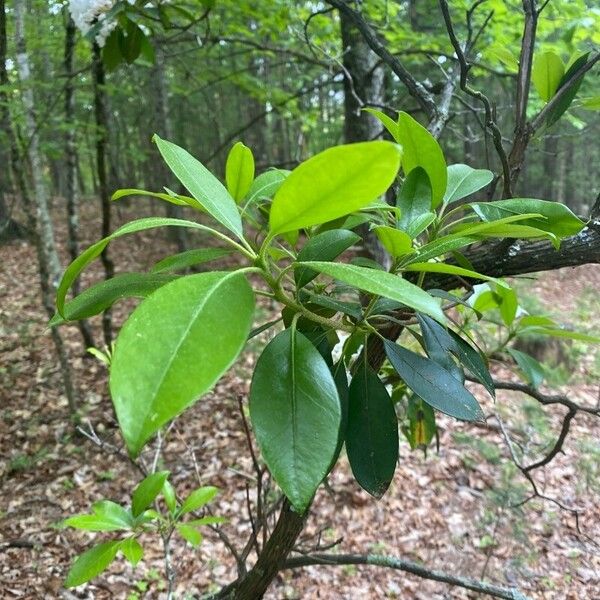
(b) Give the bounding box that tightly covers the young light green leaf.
[403,262,509,288]
[177,524,203,547]
[384,340,485,421]
[532,51,565,102]
[470,199,584,238]
[396,167,432,233]
[151,248,232,273]
[269,142,402,234]
[346,361,398,498]
[405,236,478,265]
[64,514,128,532]
[226,141,255,202]
[363,107,400,139]
[51,273,177,325]
[373,226,413,258]
[110,271,255,456]
[162,480,177,513]
[546,52,589,127]
[119,538,143,567]
[132,471,170,517]
[295,229,361,288]
[56,217,234,316]
[243,169,289,206]
[249,328,342,513]
[297,261,445,324]
[396,112,447,208]
[64,541,120,588]
[111,188,191,207]
[180,486,219,516]
[153,135,244,239]
[443,164,494,204]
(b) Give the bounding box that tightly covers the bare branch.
[283,553,530,599]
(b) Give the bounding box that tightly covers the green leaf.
[363,107,400,139]
[373,226,413,257]
[405,236,477,264]
[403,396,437,451]
[581,96,600,110]
[243,169,289,206]
[546,52,589,127]
[177,524,203,547]
[297,261,445,324]
[517,327,600,343]
[403,263,508,288]
[64,541,120,588]
[50,273,176,325]
[404,212,436,238]
[56,217,231,316]
[132,471,170,517]
[110,272,255,456]
[470,199,584,238]
[396,112,447,208]
[162,480,177,513]
[269,142,402,234]
[416,315,494,397]
[64,512,129,532]
[111,188,198,209]
[532,51,565,102]
[119,538,143,567]
[443,164,494,204]
[507,348,545,389]
[396,167,432,233]
[180,486,219,516]
[249,328,341,513]
[151,248,232,273]
[153,135,243,239]
[496,284,519,326]
[226,142,255,202]
[306,293,363,321]
[120,19,144,63]
[384,340,485,421]
[102,28,124,71]
[346,361,398,498]
[295,229,361,288]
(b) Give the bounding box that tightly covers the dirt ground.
[1,200,599,599]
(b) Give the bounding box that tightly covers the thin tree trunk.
[64,10,95,349]
[11,0,77,414]
[92,43,115,346]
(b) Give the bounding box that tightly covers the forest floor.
[1,200,600,600]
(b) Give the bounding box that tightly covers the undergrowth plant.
[54,110,595,590]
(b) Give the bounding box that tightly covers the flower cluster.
[68,0,117,47]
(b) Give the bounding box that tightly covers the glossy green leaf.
[346,362,398,498]
[546,52,589,127]
[180,486,218,516]
[269,142,402,234]
[153,135,243,239]
[297,261,445,324]
[470,199,584,238]
[119,538,143,567]
[532,52,565,102]
[307,293,363,321]
[373,226,413,257]
[364,107,400,139]
[403,263,508,288]
[405,212,436,238]
[384,340,485,421]
[151,248,232,273]
[416,315,494,397]
[64,508,130,532]
[226,142,255,202]
[295,229,361,288]
[443,164,494,204]
[507,348,545,389]
[162,480,177,513]
[177,524,203,547]
[405,236,477,265]
[64,541,120,588]
[111,188,190,207]
[396,112,447,208]
[132,471,170,517]
[249,328,341,513]
[496,284,519,326]
[56,217,230,316]
[110,271,255,456]
[50,273,177,325]
[396,167,432,232]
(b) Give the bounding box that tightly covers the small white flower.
[68,0,117,47]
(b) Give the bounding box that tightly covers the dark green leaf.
[384,339,485,421]
[396,167,432,232]
[346,362,398,498]
[295,229,360,288]
[249,328,341,512]
[151,248,232,273]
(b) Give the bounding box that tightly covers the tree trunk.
[64,10,95,349]
[12,0,77,413]
[92,43,115,346]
